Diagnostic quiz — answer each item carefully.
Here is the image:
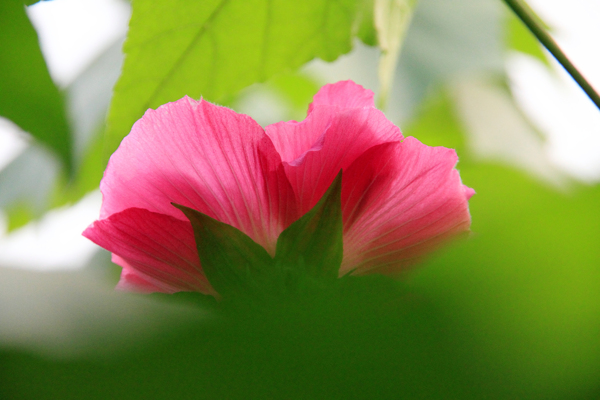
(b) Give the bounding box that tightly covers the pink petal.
[340,138,473,276]
[100,97,296,254]
[464,185,476,200]
[266,106,403,215]
[113,256,176,294]
[83,207,216,295]
[307,80,375,114]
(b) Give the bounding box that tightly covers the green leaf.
[0,0,72,172]
[105,0,360,158]
[173,203,274,298]
[506,9,549,65]
[0,38,124,230]
[275,171,343,283]
[356,0,377,46]
[4,202,35,231]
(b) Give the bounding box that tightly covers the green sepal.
[174,171,344,299]
[274,171,344,285]
[173,204,274,298]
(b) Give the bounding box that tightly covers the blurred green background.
[1,0,599,398]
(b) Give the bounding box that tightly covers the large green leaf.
[106,0,360,157]
[0,0,72,171]
[356,0,377,46]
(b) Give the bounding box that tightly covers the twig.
[503,0,600,111]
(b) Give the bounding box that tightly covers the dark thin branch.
[503,0,600,111]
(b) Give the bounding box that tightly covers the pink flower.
[83,81,473,296]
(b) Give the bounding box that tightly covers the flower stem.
[503,0,600,111]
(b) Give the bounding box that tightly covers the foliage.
[1,0,599,399]
[0,0,71,171]
[105,0,361,158]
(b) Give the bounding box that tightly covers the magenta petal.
[267,106,403,215]
[113,257,177,294]
[307,80,375,114]
[340,138,473,276]
[100,97,294,252]
[463,185,476,200]
[265,108,330,166]
[83,208,216,295]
